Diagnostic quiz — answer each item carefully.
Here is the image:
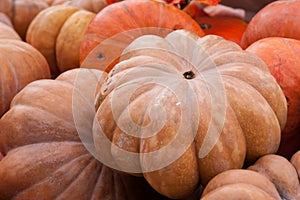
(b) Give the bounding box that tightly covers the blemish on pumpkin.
[183,71,195,79]
[97,53,104,60]
[200,23,212,30]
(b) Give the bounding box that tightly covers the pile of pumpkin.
[0,0,299,199]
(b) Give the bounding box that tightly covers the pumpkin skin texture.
[0,39,50,117]
[200,169,281,200]
[0,68,169,200]
[0,22,22,40]
[0,12,13,27]
[246,37,300,159]
[240,0,300,48]
[26,5,95,77]
[79,0,205,67]
[248,154,300,200]
[92,30,287,199]
[291,150,300,177]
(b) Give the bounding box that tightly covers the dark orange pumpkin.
[246,37,300,158]
[193,16,247,45]
[240,0,300,48]
[79,0,205,70]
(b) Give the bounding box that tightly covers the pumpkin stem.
[183,70,195,79]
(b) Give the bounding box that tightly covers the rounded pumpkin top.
[79,0,205,68]
[92,30,287,198]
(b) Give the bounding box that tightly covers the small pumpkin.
[240,0,300,48]
[0,68,169,200]
[246,37,300,158]
[26,5,95,77]
[200,169,281,200]
[0,39,50,117]
[248,153,300,199]
[92,30,287,198]
[79,0,205,69]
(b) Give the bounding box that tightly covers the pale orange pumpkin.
[92,30,287,199]
[0,39,50,117]
[0,0,48,40]
[0,68,169,200]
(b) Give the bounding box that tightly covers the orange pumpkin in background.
[26,5,95,77]
[79,0,205,71]
[193,16,247,45]
[246,37,300,159]
[0,0,48,40]
[240,0,300,48]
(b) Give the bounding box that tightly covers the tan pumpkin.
[248,153,300,199]
[92,30,287,199]
[0,68,169,200]
[200,169,281,200]
[0,0,48,40]
[0,39,50,117]
[26,5,95,77]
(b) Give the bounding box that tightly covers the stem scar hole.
[98,53,104,60]
[200,23,212,30]
[183,71,195,79]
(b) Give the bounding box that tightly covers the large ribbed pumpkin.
[0,39,50,117]
[92,30,287,199]
[0,68,169,200]
[26,5,95,77]
[246,37,300,158]
[79,0,205,70]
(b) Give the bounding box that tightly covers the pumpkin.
[200,169,281,200]
[183,1,208,19]
[26,5,95,77]
[0,39,50,117]
[0,21,21,40]
[0,0,48,40]
[291,150,300,176]
[240,0,300,48]
[248,153,300,199]
[0,12,13,27]
[91,30,287,199]
[0,68,169,200]
[191,16,247,45]
[246,37,300,158]
[79,0,205,69]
